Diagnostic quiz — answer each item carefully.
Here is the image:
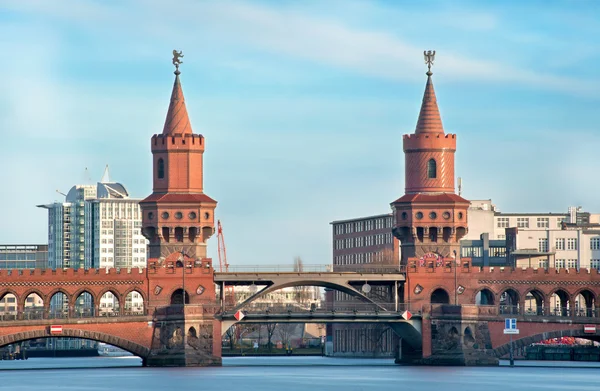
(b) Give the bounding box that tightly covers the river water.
[1,356,599,391]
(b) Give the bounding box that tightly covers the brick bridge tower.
[391,51,469,266]
[140,52,221,367]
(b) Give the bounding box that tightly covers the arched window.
[158,158,165,179]
[427,159,437,179]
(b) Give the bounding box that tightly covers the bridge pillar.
[146,305,222,367]
[401,305,498,366]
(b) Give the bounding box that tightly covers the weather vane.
[424,50,436,75]
[172,50,184,74]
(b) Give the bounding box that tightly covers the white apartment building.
[466,200,600,270]
[38,168,147,270]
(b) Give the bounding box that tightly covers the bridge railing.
[0,308,149,322]
[220,301,420,315]
[429,304,598,319]
[220,264,405,273]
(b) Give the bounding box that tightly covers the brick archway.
[492,329,600,358]
[0,328,150,358]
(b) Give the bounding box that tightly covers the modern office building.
[38,167,147,270]
[0,244,48,269]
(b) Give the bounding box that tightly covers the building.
[0,244,48,269]
[38,167,147,270]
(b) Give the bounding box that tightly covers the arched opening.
[431,288,450,304]
[524,289,544,316]
[74,291,94,318]
[499,289,520,315]
[427,159,437,179]
[171,289,189,305]
[442,227,452,242]
[188,227,199,242]
[464,326,475,346]
[475,289,495,305]
[574,290,595,317]
[157,158,165,179]
[551,289,570,317]
[0,293,18,320]
[429,227,438,242]
[23,293,44,320]
[49,292,69,319]
[125,290,145,315]
[99,291,120,317]
[162,227,170,243]
[188,327,197,338]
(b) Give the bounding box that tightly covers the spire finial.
[172,49,184,75]
[424,50,436,76]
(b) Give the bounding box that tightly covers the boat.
[97,343,134,357]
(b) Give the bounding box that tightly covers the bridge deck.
[214,272,405,284]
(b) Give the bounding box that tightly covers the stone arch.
[170,288,190,305]
[23,290,45,320]
[493,329,600,358]
[549,288,570,317]
[474,287,495,305]
[573,289,596,317]
[431,288,450,304]
[524,289,545,316]
[463,326,475,347]
[188,326,197,338]
[21,288,47,306]
[0,290,18,319]
[98,289,121,317]
[48,290,70,318]
[499,288,520,315]
[73,289,95,317]
[124,289,146,315]
[0,328,150,358]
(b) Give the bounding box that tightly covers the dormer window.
[427,159,437,179]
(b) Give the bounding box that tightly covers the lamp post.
[180,251,187,307]
[453,250,458,305]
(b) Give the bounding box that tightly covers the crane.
[217,220,235,306]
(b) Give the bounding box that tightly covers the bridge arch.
[21,289,47,307]
[430,287,450,304]
[524,288,545,315]
[0,329,150,358]
[549,288,570,316]
[573,289,596,317]
[499,288,520,315]
[493,328,600,358]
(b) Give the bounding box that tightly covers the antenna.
[84,167,92,183]
[458,177,462,196]
[56,190,67,197]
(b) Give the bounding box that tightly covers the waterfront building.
[38,167,147,270]
[0,244,48,269]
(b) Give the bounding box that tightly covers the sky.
[1,0,599,266]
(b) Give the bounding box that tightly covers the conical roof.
[415,73,444,134]
[162,72,193,135]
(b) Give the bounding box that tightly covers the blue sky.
[1,0,599,266]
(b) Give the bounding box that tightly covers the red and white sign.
[402,310,412,321]
[234,310,245,321]
[584,325,596,334]
[50,325,63,335]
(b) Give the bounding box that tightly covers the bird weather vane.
[172,50,184,72]
[424,50,436,75]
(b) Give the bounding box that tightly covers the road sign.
[402,310,412,321]
[584,325,596,334]
[504,318,519,335]
[234,310,245,321]
[50,325,63,335]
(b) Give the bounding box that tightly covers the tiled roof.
[141,193,217,204]
[392,193,469,204]
[415,74,444,134]
[162,73,193,135]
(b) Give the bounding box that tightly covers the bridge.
[0,261,599,366]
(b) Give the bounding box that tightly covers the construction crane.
[217,220,235,306]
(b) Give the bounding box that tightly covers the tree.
[266,323,277,351]
[224,324,238,350]
[277,323,296,347]
[359,323,390,357]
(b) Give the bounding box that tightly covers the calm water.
[1,356,599,391]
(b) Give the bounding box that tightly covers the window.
[591,259,600,270]
[517,218,529,228]
[554,259,565,269]
[591,238,600,250]
[157,158,165,179]
[555,238,565,250]
[497,218,509,228]
[538,238,548,252]
[567,238,577,250]
[538,260,549,269]
[567,259,578,269]
[536,218,549,228]
[427,159,437,179]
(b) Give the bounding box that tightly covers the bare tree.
[224,324,238,350]
[359,323,390,356]
[266,323,277,352]
[277,323,296,347]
